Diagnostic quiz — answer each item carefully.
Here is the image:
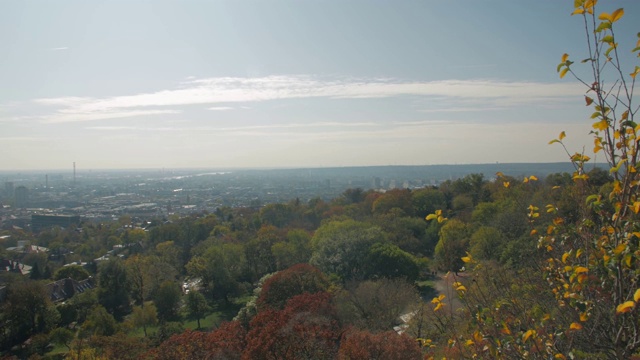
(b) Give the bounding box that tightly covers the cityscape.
[1,163,574,233]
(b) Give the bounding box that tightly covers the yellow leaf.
[613,243,626,255]
[576,249,583,258]
[616,301,635,314]
[496,323,509,335]
[585,96,593,106]
[575,266,588,274]
[426,214,437,221]
[462,256,472,263]
[559,131,566,140]
[561,53,569,62]
[529,175,538,181]
[571,8,585,15]
[580,312,588,321]
[456,285,467,292]
[530,229,538,236]
[555,354,567,360]
[570,322,583,330]
[434,302,444,311]
[503,181,510,188]
[523,329,536,342]
[465,339,474,346]
[560,68,569,78]
[523,177,529,183]
[611,8,624,22]
[495,171,504,178]
[593,119,608,130]
[634,289,640,303]
[562,253,570,263]
[598,12,613,22]
[633,202,640,214]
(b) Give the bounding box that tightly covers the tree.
[434,219,469,272]
[50,327,74,351]
[126,254,175,307]
[2,281,54,346]
[271,229,312,270]
[468,226,504,261]
[364,242,420,281]
[131,304,158,337]
[310,220,385,281]
[54,264,90,281]
[244,292,341,360]
[335,278,419,332]
[185,291,209,329]
[97,258,131,320]
[81,305,118,337]
[186,242,246,303]
[337,329,423,360]
[154,280,182,322]
[257,263,330,310]
[539,2,640,357]
[144,321,246,360]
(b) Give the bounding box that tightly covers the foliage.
[337,329,423,360]
[335,278,419,332]
[97,258,131,320]
[310,219,386,281]
[257,263,330,311]
[185,291,209,329]
[153,281,182,323]
[54,265,90,281]
[244,292,341,360]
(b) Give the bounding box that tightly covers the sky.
[1,0,638,170]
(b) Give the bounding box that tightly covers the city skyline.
[2,1,639,170]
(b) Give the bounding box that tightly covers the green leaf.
[596,22,611,33]
[557,63,565,73]
[601,35,614,44]
[581,58,593,63]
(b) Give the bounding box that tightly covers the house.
[45,277,95,303]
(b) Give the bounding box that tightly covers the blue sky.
[1,0,638,170]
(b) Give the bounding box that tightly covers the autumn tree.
[335,278,419,332]
[244,292,341,360]
[337,329,423,360]
[256,263,330,310]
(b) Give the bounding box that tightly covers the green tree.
[434,219,469,273]
[50,327,74,351]
[154,281,182,322]
[54,264,91,281]
[97,259,131,320]
[131,304,158,337]
[185,291,209,329]
[365,242,420,282]
[310,220,385,281]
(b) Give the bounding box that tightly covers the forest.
[2,0,640,359]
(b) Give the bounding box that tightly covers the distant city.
[1,163,574,232]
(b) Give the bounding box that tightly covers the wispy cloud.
[42,109,181,123]
[29,75,585,123]
[207,106,234,111]
[51,47,69,51]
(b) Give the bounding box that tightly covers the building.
[14,186,28,208]
[46,277,95,303]
[31,214,81,232]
